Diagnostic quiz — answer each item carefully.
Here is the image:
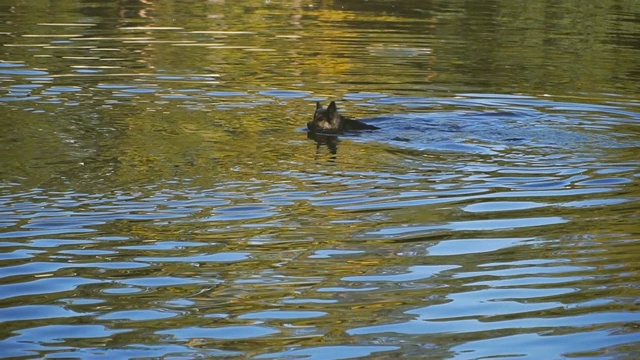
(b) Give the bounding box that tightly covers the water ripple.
[343,265,459,282]
[157,325,279,340]
[256,346,400,360]
[0,277,101,300]
[0,305,88,322]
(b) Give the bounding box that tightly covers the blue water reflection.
[0,92,637,357]
[157,325,279,340]
[256,345,400,360]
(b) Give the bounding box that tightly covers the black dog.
[307,101,379,134]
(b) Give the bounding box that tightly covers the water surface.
[1,1,639,359]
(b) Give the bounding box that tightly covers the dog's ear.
[327,101,337,116]
[315,102,322,111]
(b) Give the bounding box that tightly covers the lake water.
[1,1,639,359]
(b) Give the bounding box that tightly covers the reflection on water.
[1,0,640,359]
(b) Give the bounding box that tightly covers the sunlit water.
[1,1,640,359]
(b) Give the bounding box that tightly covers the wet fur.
[307,101,379,134]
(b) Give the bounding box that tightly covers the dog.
[307,101,379,134]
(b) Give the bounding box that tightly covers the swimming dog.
[307,101,379,134]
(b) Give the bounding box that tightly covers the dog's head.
[307,101,342,133]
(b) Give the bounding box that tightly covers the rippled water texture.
[1,1,640,359]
